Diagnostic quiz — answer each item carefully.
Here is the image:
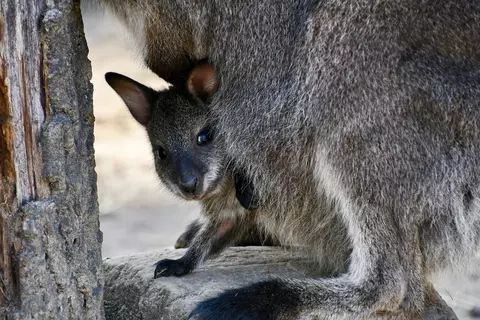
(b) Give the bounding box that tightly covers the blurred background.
[80,4,480,318]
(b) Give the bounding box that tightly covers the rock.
[103,247,468,320]
[103,247,311,320]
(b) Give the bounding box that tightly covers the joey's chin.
[179,190,209,201]
[178,192,200,201]
[178,184,223,201]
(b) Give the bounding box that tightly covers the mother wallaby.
[87,0,480,319]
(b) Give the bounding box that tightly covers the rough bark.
[0,0,103,319]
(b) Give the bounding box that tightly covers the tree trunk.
[0,0,104,319]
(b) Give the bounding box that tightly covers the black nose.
[179,175,198,194]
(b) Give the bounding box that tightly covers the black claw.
[153,258,191,278]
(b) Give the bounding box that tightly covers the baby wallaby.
[105,63,275,277]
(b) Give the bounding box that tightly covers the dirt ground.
[81,6,480,319]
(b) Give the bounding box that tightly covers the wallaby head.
[105,63,226,200]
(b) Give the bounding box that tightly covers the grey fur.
[91,0,480,318]
[104,69,278,279]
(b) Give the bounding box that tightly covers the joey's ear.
[186,63,219,102]
[105,72,157,126]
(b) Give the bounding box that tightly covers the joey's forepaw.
[188,279,300,320]
[153,258,192,278]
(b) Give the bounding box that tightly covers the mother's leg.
[188,200,427,320]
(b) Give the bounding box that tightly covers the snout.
[179,174,198,195]
[171,156,222,200]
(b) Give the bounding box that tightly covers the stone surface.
[103,247,474,320]
[104,247,312,320]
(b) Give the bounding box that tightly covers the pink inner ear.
[114,81,151,126]
[125,93,150,125]
[187,64,219,99]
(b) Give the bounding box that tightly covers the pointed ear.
[186,63,219,102]
[105,72,157,126]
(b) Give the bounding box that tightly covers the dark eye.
[156,147,168,160]
[196,128,214,146]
